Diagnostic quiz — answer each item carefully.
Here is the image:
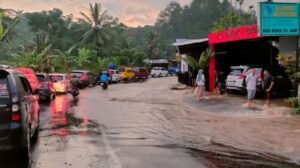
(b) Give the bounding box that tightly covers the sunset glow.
[0,0,192,27]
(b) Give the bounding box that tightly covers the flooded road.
[1,77,300,168]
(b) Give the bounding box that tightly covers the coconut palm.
[0,9,20,42]
[79,3,114,47]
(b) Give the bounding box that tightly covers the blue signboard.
[260,3,300,36]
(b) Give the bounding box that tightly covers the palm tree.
[0,9,20,42]
[184,48,215,70]
[79,3,114,47]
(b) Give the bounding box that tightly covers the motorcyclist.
[100,71,109,86]
[69,75,80,97]
[70,75,79,89]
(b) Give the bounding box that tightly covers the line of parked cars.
[0,65,99,161]
[107,66,176,82]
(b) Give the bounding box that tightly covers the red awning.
[208,24,260,45]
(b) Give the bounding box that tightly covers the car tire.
[21,126,31,162]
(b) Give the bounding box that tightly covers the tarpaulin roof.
[172,38,208,46]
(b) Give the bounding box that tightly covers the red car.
[36,73,55,102]
[15,68,40,93]
[133,67,149,79]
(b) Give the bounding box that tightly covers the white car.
[109,70,121,83]
[49,73,70,93]
[226,66,249,92]
[151,67,169,77]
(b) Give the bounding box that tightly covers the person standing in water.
[196,69,205,100]
[245,69,258,108]
[262,70,274,107]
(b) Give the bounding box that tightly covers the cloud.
[0,0,192,27]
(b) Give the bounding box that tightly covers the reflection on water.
[48,95,100,137]
[0,94,100,168]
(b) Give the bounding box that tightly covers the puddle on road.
[39,96,102,137]
[0,95,105,168]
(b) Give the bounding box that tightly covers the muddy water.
[95,77,300,167]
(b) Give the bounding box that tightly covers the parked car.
[49,73,70,94]
[15,68,40,93]
[70,70,97,88]
[133,67,149,79]
[0,68,40,160]
[107,69,121,83]
[0,64,12,69]
[225,66,250,92]
[119,67,135,80]
[36,73,55,102]
[151,67,169,77]
[226,65,292,97]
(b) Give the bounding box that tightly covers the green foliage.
[211,12,241,32]
[295,107,300,115]
[277,54,299,81]
[184,48,215,70]
[76,48,96,69]
[286,97,299,108]
[0,1,258,74]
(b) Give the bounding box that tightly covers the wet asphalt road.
[1,77,300,168]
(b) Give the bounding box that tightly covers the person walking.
[245,69,257,108]
[262,70,274,107]
[196,69,205,100]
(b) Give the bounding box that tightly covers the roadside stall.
[173,39,208,86]
[208,24,293,96]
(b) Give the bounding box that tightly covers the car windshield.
[119,68,125,72]
[36,75,47,82]
[133,67,139,72]
[152,67,160,70]
[50,75,64,81]
[229,69,243,76]
[70,72,83,77]
[246,68,263,75]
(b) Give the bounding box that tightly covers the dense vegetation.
[0,0,256,73]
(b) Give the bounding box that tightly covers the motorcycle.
[100,81,108,90]
[69,86,80,98]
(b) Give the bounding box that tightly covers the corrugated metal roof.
[172,38,208,46]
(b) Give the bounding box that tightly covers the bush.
[294,107,300,115]
[286,97,299,108]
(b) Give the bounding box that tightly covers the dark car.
[70,70,97,88]
[133,67,149,79]
[0,68,40,161]
[36,73,55,102]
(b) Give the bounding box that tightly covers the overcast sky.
[0,0,299,27]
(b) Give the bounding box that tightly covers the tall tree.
[79,3,115,48]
